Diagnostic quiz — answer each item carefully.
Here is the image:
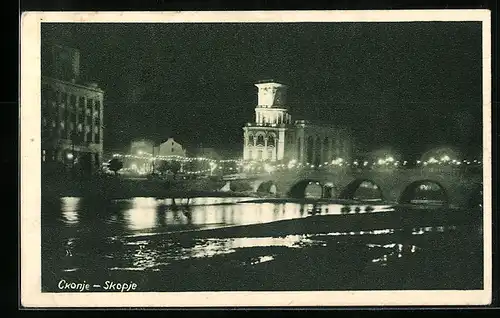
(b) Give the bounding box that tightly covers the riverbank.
[41,175,258,199]
[122,204,482,241]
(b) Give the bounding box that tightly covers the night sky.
[41,22,483,159]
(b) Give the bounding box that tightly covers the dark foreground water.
[41,196,483,292]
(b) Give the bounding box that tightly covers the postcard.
[20,10,492,307]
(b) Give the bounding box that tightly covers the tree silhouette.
[158,160,181,179]
[108,158,123,175]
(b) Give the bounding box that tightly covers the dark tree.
[108,158,124,175]
[158,160,182,179]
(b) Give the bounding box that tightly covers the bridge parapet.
[241,167,481,208]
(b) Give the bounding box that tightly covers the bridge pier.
[234,167,481,207]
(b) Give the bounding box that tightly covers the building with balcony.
[242,80,353,166]
[41,43,104,176]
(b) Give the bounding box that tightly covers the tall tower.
[254,81,292,126]
[243,80,291,162]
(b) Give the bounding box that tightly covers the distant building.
[192,147,222,160]
[242,80,353,165]
[130,139,154,156]
[41,43,104,176]
[154,138,187,157]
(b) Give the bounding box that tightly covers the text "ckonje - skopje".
[58,279,138,292]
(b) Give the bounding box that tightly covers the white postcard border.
[20,10,492,307]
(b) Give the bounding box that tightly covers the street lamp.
[70,131,78,176]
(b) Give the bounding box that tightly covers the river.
[41,196,483,292]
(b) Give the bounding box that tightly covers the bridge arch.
[339,178,385,202]
[322,182,335,199]
[256,180,278,195]
[398,179,449,206]
[288,179,325,199]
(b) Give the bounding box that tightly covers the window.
[268,135,275,147]
[70,95,77,110]
[61,92,68,108]
[256,135,265,146]
[79,97,85,110]
[87,98,94,110]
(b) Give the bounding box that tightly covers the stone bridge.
[224,167,482,208]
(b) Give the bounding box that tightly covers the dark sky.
[42,22,483,159]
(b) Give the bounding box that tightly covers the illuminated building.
[154,138,187,157]
[41,43,104,175]
[130,139,154,156]
[242,80,352,165]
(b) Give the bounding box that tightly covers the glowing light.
[264,163,274,173]
[441,155,450,162]
[386,156,394,163]
[363,161,368,166]
[331,158,344,166]
[66,153,74,160]
[428,157,438,163]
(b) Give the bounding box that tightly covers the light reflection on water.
[46,196,455,274]
[61,197,80,224]
[58,196,393,233]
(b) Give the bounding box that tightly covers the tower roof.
[255,79,288,87]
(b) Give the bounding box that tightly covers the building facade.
[154,138,187,157]
[41,43,104,176]
[130,139,154,156]
[242,80,352,166]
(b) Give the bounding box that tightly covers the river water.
[41,196,483,292]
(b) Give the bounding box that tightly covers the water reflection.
[61,197,80,225]
[50,196,396,237]
[41,196,480,291]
